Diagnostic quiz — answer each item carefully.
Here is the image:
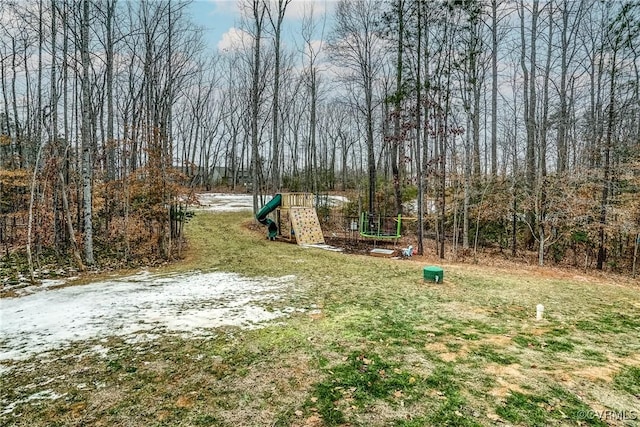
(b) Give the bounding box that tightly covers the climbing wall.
[289,207,325,245]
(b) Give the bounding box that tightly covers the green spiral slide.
[256,194,282,240]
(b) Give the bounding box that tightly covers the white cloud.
[217,27,253,52]
[205,0,240,14]
[280,0,329,20]
[232,0,332,21]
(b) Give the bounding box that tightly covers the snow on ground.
[0,192,341,367]
[196,193,271,212]
[0,270,298,365]
[1,389,67,416]
[196,192,348,212]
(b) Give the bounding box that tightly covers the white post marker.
[536,304,544,321]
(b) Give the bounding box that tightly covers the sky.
[187,0,241,52]
[186,0,336,53]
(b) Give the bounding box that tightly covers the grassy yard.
[2,211,639,426]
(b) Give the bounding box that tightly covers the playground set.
[256,193,326,245]
[255,192,443,282]
[256,192,405,246]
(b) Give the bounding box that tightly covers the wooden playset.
[257,193,325,245]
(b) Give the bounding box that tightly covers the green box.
[423,266,444,283]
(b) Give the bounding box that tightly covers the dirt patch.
[543,364,620,386]
[440,352,464,362]
[484,363,525,379]
[440,301,491,320]
[175,394,196,409]
[488,382,527,398]
[424,342,469,362]
[485,364,527,398]
[292,414,323,427]
[481,335,513,347]
[528,327,551,336]
[571,366,617,383]
[424,342,449,353]
[324,236,398,256]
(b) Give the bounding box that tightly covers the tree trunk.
[11,37,23,168]
[36,0,43,167]
[538,223,545,266]
[633,233,639,278]
[26,143,44,284]
[416,22,424,255]
[250,0,265,215]
[1,44,11,167]
[392,0,404,216]
[59,171,86,271]
[597,49,617,270]
[81,0,95,265]
[267,0,290,192]
[310,70,318,193]
[557,0,569,174]
[463,121,470,249]
[51,0,61,252]
[520,0,538,248]
[105,0,116,181]
[366,78,376,216]
[490,0,498,177]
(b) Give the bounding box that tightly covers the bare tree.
[329,0,385,216]
[244,0,267,214]
[80,0,95,265]
[266,0,292,192]
[597,2,639,270]
[300,3,327,193]
[415,0,425,255]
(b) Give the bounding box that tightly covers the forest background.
[0,0,639,281]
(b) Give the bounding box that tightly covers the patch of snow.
[86,344,110,359]
[0,270,296,365]
[39,278,68,288]
[196,193,271,212]
[3,275,81,298]
[321,195,349,206]
[2,389,67,415]
[195,193,349,212]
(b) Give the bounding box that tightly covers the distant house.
[210,166,251,188]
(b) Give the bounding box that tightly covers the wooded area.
[1,0,639,279]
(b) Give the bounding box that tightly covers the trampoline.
[359,212,402,241]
